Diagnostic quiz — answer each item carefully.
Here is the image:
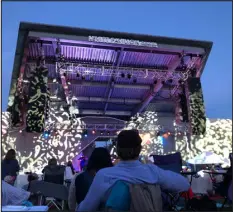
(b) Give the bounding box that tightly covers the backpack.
[129,184,162,212]
[105,181,162,212]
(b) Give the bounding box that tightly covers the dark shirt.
[1,159,20,179]
[75,171,94,204]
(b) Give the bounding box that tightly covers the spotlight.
[43,130,50,139]
[100,131,104,135]
[81,75,85,80]
[127,73,132,79]
[154,80,157,84]
[63,72,67,77]
[76,73,80,78]
[107,131,110,136]
[133,78,137,83]
[92,130,96,134]
[161,81,165,85]
[121,73,125,78]
[19,130,23,133]
[178,132,181,136]
[167,132,171,135]
[83,130,88,137]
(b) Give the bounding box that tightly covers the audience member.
[2,180,36,206]
[77,130,190,212]
[2,149,20,185]
[67,161,75,175]
[68,148,113,211]
[42,157,58,173]
[22,173,39,191]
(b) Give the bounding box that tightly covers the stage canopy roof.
[8,22,213,120]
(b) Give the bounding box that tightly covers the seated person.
[42,158,65,184]
[68,148,113,211]
[77,130,190,212]
[22,173,39,191]
[2,180,38,206]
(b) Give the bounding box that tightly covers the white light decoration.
[1,111,232,172]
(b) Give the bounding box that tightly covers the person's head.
[48,158,57,166]
[116,130,142,161]
[27,173,39,182]
[67,161,73,167]
[87,147,113,172]
[5,149,16,160]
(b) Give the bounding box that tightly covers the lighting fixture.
[100,131,104,135]
[81,75,85,80]
[83,130,88,137]
[121,73,125,78]
[133,78,137,83]
[92,130,96,134]
[107,131,110,136]
[127,73,132,79]
[161,81,165,85]
[154,80,157,84]
[76,73,80,78]
[43,130,51,139]
[63,72,67,77]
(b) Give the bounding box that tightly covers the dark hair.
[48,158,57,166]
[87,147,113,172]
[27,173,39,182]
[116,130,142,160]
[5,149,16,160]
[67,161,75,175]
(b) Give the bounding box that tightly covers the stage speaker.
[179,85,189,123]
[187,77,206,135]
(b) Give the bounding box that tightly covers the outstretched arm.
[149,164,190,193]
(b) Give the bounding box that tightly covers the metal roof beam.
[103,48,124,114]
[78,109,174,117]
[48,80,176,91]
[132,54,184,116]
[28,35,206,56]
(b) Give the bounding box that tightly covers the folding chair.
[29,180,68,210]
[151,152,192,210]
[43,165,65,185]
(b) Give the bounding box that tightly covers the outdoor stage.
[2,22,232,173]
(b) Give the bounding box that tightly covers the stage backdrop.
[1,112,232,173]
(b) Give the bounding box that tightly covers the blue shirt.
[77,160,190,211]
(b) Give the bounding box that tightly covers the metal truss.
[55,62,190,82]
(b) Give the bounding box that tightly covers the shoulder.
[97,166,117,176]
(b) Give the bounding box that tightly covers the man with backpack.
[77,130,190,212]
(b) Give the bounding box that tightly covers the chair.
[29,180,68,210]
[150,152,182,173]
[43,165,65,185]
[150,152,192,210]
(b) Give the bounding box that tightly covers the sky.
[2,2,232,119]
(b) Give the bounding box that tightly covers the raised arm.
[149,164,190,193]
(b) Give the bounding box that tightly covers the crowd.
[1,130,232,211]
